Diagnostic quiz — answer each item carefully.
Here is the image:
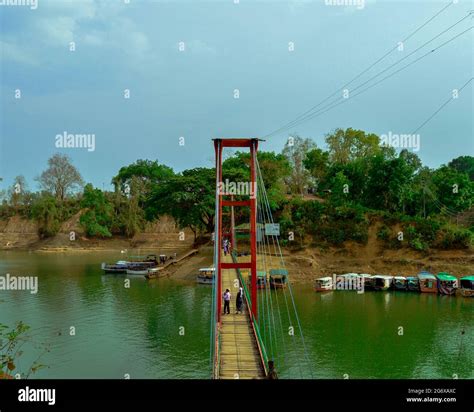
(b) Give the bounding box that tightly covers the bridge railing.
[231,251,269,376]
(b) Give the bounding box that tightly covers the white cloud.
[0,40,39,66]
[1,0,155,69]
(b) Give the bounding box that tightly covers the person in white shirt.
[223,289,231,314]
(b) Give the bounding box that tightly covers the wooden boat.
[334,273,362,291]
[145,267,165,280]
[127,264,157,276]
[196,268,215,285]
[132,255,158,266]
[392,276,408,291]
[406,276,420,292]
[360,274,375,290]
[436,272,458,295]
[101,261,128,273]
[373,275,393,291]
[459,275,474,297]
[256,271,267,289]
[314,276,333,292]
[417,272,437,293]
[101,254,158,274]
[270,269,288,289]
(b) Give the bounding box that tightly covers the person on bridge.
[223,289,231,314]
[267,361,278,379]
[236,287,243,314]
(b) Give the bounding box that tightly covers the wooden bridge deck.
[218,255,265,379]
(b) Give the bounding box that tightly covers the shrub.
[437,226,472,249]
[377,225,391,241]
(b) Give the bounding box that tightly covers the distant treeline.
[1,128,473,250]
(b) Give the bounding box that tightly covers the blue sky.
[0,0,472,192]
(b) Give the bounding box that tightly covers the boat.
[269,269,288,289]
[127,264,156,276]
[130,255,158,266]
[436,272,458,295]
[314,276,333,292]
[406,276,420,292]
[145,267,165,280]
[459,275,474,297]
[373,275,393,291]
[101,254,158,274]
[360,274,375,290]
[256,271,267,289]
[101,260,128,273]
[392,276,408,291]
[196,267,215,285]
[334,273,362,291]
[417,272,437,293]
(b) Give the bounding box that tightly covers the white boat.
[314,277,333,292]
[393,276,408,290]
[196,267,215,285]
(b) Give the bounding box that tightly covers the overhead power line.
[265,25,473,137]
[411,77,473,134]
[263,3,470,139]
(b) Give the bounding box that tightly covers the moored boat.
[360,274,374,290]
[417,272,437,293]
[127,264,156,276]
[314,276,333,292]
[256,271,267,289]
[101,261,128,274]
[145,267,165,280]
[436,272,458,295]
[334,273,363,291]
[459,275,474,297]
[406,276,420,292]
[270,269,288,289]
[196,267,215,285]
[101,254,158,274]
[392,276,408,291]
[373,275,393,291]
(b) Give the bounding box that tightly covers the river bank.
[1,214,472,282]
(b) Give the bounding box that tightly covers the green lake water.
[0,251,472,379]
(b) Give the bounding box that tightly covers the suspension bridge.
[210,138,313,379]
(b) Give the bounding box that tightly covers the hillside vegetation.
[0,128,472,254]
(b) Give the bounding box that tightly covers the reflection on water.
[0,252,472,379]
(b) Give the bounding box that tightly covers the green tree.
[303,148,329,192]
[112,159,174,200]
[146,168,215,240]
[31,194,61,238]
[430,166,473,213]
[448,156,474,181]
[80,184,114,238]
[325,128,393,164]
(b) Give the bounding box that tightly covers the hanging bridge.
[210,138,313,380]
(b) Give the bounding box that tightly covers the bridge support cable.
[256,168,305,378]
[256,158,315,378]
[256,175,293,377]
